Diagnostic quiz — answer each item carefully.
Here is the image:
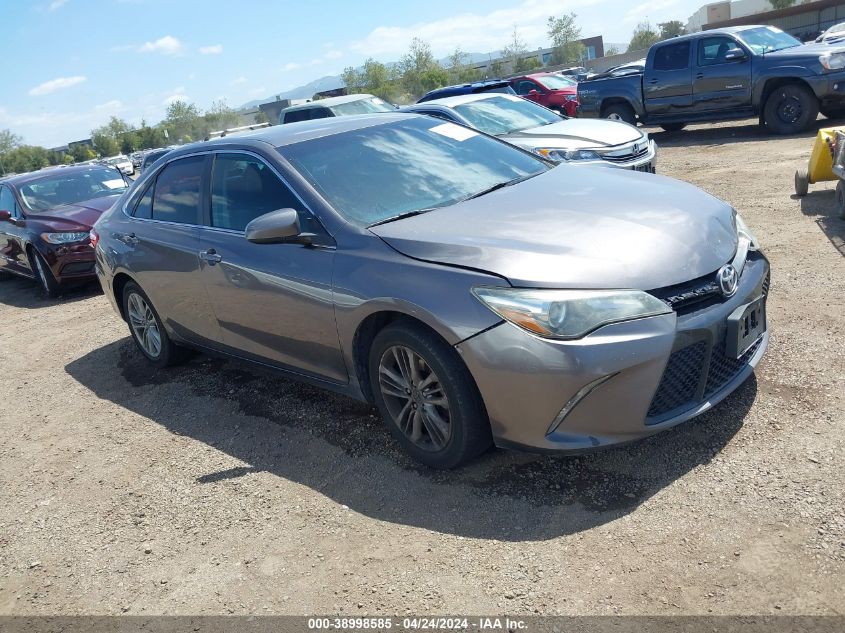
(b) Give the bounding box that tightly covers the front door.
[198,152,347,383]
[643,40,693,116]
[692,36,753,112]
[0,186,30,276]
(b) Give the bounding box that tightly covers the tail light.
[89,228,100,249]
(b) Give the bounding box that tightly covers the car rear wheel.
[123,281,190,367]
[603,103,637,126]
[763,84,819,135]
[368,322,492,469]
[30,249,60,298]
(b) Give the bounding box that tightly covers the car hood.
[29,195,120,231]
[370,167,737,290]
[763,41,845,58]
[501,118,643,149]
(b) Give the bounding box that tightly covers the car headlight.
[41,232,90,244]
[472,287,672,340]
[820,52,845,70]
[735,213,759,251]
[535,148,601,162]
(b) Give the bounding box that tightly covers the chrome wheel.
[127,292,162,358]
[607,113,623,121]
[378,345,451,452]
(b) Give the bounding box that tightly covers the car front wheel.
[369,322,492,469]
[763,84,819,135]
[30,248,60,298]
[122,281,189,367]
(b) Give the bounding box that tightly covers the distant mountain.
[237,51,497,110]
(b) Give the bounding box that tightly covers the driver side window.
[515,80,538,95]
[698,37,739,66]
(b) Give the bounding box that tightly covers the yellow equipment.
[794,125,845,196]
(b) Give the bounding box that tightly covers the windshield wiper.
[461,172,539,202]
[368,209,433,228]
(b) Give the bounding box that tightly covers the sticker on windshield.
[103,179,126,189]
[430,122,478,142]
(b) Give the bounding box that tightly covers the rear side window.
[151,155,204,224]
[133,181,153,219]
[283,107,331,123]
[653,42,690,71]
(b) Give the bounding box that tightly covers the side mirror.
[528,89,540,96]
[724,48,747,62]
[0,210,11,222]
[245,208,315,245]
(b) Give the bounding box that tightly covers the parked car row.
[1,73,769,470]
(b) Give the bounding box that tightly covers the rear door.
[692,35,752,112]
[643,40,693,116]
[0,185,29,276]
[197,151,346,382]
[121,154,221,345]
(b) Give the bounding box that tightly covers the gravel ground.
[0,118,843,616]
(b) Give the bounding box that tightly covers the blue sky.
[1,0,707,148]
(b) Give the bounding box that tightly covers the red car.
[510,73,579,117]
[0,164,129,297]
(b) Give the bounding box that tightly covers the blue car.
[417,79,516,103]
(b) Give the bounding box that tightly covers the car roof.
[417,79,510,101]
[280,93,379,113]
[0,163,119,187]
[653,25,778,46]
[411,92,517,109]
[163,113,420,156]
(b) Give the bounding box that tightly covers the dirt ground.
[0,118,843,616]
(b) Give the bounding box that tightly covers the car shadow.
[65,338,758,541]
[796,189,845,257]
[646,117,832,148]
[0,275,100,309]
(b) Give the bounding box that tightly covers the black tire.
[29,248,60,298]
[603,103,637,126]
[660,123,687,132]
[368,321,492,469]
[122,281,190,368]
[836,181,845,220]
[820,105,845,120]
[794,168,810,197]
[763,83,819,135]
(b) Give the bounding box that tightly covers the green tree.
[2,145,50,173]
[203,100,241,136]
[0,129,22,156]
[136,120,168,150]
[501,27,529,73]
[341,66,366,93]
[606,45,621,56]
[164,100,202,143]
[92,131,120,157]
[629,21,660,52]
[254,110,270,124]
[447,48,482,84]
[399,38,445,98]
[658,20,686,40]
[515,56,541,73]
[69,143,96,163]
[769,0,796,9]
[547,13,586,65]
[487,60,505,78]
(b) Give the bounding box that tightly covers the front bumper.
[456,255,769,453]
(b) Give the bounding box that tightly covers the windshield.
[823,22,845,37]
[454,95,561,136]
[737,26,801,53]
[330,97,395,116]
[535,75,577,90]
[18,168,128,212]
[281,117,548,226]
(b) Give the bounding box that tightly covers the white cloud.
[349,0,602,58]
[281,62,301,72]
[48,0,68,11]
[324,50,343,59]
[199,44,223,55]
[163,93,190,105]
[95,100,123,112]
[231,76,248,85]
[139,35,184,56]
[28,75,86,96]
[249,87,267,96]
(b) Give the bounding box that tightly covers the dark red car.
[0,164,129,297]
[510,72,579,117]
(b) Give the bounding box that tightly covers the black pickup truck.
[577,25,845,134]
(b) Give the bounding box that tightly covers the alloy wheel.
[127,292,162,358]
[378,345,451,452]
[777,95,802,124]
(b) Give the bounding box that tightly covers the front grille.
[600,146,649,164]
[646,335,762,422]
[704,337,763,397]
[647,341,707,417]
[649,269,722,314]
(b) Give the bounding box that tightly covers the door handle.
[199,248,222,265]
[649,78,659,84]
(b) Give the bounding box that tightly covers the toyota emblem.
[717,264,739,297]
